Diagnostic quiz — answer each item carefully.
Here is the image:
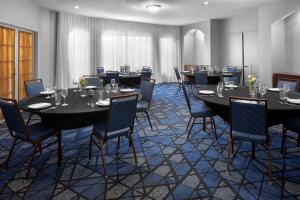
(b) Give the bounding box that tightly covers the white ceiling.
[31,0,280,25]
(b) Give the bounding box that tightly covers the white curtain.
[56,12,181,88]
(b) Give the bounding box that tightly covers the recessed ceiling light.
[74,5,79,9]
[146,5,162,12]
[204,1,209,5]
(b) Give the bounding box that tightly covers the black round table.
[100,72,144,87]
[181,71,235,85]
[192,86,300,126]
[19,89,142,130]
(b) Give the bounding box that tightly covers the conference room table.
[181,71,235,85]
[193,86,300,127]
[19,88,142,130]
[99,72,145,87]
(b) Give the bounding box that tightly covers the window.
[18,31,34,99]
[160,37,177,82]
[101,32,152,71]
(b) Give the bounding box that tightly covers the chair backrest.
[277,80,298,93]
[140,79,155,106]
[226,66,237,72]
[106,94,138,134]
[84,76,101,87]
[141,71,152,79]
[181,82,191,111]
[106,71,119,84]
[195,71,208,86]
[230,97,268,141]
[142,66,151,72]
[97,66,105,74]
[25,79,44,97]
[228,70,242,86]
[174,67,181,80]
[0,98,29,141]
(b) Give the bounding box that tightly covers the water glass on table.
[72,78,79,92]
[259,83,267,98]
[55,91,61,105]
[61,88,69,106]
[223,77,229,89]
[105,84,111,96]
[217,82,224,97]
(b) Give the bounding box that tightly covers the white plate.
[198,90,215,95]
[182,71,190,73]
[85,86,97,89]
[287,98,300,105]
[120,88,135,93]
[225,85,238,88]
[96,99,110,106]
[268,88,280,92]
[40,90,55,95]
[28,103,51,109]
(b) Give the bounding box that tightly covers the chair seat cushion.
[136,100,148,112]
[284,118,300,132]
[190,102,211,117]
[16,122,56,143]
[232,130,266,144]
[93,122,130,140]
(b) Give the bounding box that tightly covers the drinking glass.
[73,78,79,92]
[61,88,69,106]
[111,79,116,86]
[217,82,224,97]
[279,89,286,101]
[223,77,229,89]
[55,91,61,105]
[105,84,111,96]
[283,83,291,94]
[259,83,267,98]
[98,89,104,101]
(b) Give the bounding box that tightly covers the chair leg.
[38,143,42,154]
[187,118,196,139]
[129,134,138,165]
[99,140,108,178]
[88,134,93,160]
[56,131,62,164]
[267,143,273,185]
[135,116,139,123]
[117,136,120,150]
[297,133,300,147]
[281,127,287,156]
[145,111,153,130]
[210,117,218,140]
[251,143,256,159]
[186,116,192,131]
[26,113,33,126]
[116,137,120,181]
[26,144,38,179]
[176,84,182,95]
[4,138,17,169]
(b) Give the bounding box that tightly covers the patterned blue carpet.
[0,83,300,200]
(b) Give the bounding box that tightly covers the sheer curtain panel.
[56,12,181,88]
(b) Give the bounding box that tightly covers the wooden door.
[0,26,15,120]
[18,31,34,99]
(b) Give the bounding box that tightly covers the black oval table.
[192,86,300,127]
[181,71,235,85]
[19,89,142,130]
[99,72,145,87]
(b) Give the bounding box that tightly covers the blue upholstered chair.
[84,76,101,87]
[24,79,44,125]
[88,94,139,178]
[25,79,44,97]
[97,66,105,75]
[281,118,300,156]
[174,67,190,94]
[142,66,151,72]
[226,66,237,72]
[228,70,242,86]
[0,98,62,178]
[227,97,272,184]
[194,71,208,86]
[277,80,298,93]
[136,79,155,130]
[182,83,217,140]
[106,71,119,84]
[141,71,152,79]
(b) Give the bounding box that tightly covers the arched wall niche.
[183,29,205,66]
